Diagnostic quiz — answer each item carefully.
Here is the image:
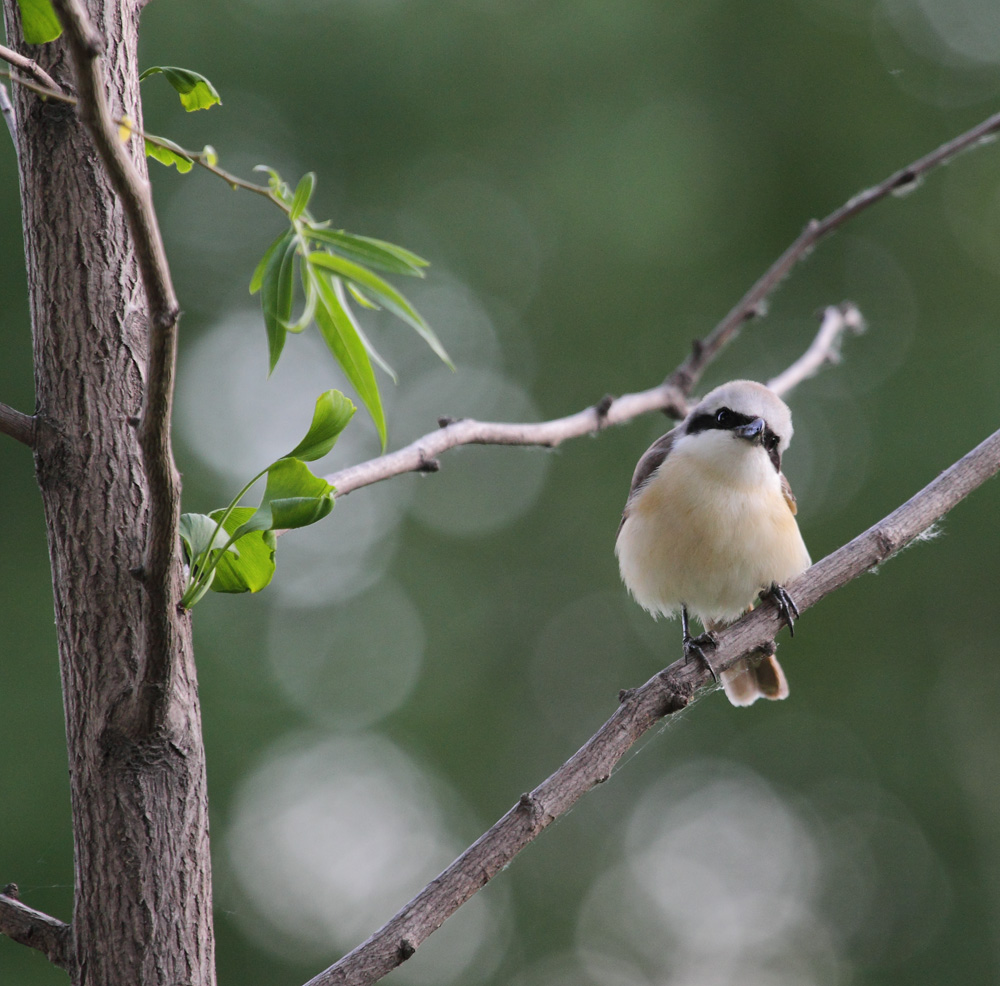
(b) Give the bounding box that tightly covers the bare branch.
[0,42,61,92]
[326,304,859,497]
[767,302,866,397]
[327,382,688,496]
[0,889,73,969]
[666,109,1000,394]
[0,400,35,447]
[50,0,184,736]
[307,423,1000,986]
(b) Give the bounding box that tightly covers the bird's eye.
[716,408,734,427]
[765,434,779,451]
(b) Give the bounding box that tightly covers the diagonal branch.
[0,42,61,92]
[305,423,1000,986]
[0,888,73,969]
[50,0,184,736]
[665,109,1000,394]
[767,302,865,397]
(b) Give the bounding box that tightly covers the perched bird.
[615,380,811,706]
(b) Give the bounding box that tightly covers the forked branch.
[325,110,1000,498]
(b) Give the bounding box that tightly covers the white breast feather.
[616,432,811,625]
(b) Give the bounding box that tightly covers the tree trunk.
[2,2,215,984]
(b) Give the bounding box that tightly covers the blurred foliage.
[4,1,1000,985]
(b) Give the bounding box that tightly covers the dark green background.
[4,1,1000,984]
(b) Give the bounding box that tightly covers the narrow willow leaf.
[250,229,287,294]
[307,228,429,277]
[255,229,298,372]
[308,250,452,368]
[333,279,397,383]
[232,458,335,540]
[346,282,379,310]
[17,0,61,44]
[311,270,387,449]
[286,390,356,462]
[144,136,194,173]
[139,65,222,112]
[208,508,276,594]
[289,172,316,221]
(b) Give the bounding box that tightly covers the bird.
[615,379,811,706]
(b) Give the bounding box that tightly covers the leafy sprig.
[179,390,355,609]
[139,67,451,449]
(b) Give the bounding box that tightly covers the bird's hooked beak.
[733,416,766,444]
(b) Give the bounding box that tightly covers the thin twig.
[666,109,1000,394]
[0,42,61,92]
[0,401,36,447]
[0,69,282,206]
[50,0,183,736]
[325,305,864,497]
[0,890,73,969]
[306,423,1000,986]
[767,302,866,397]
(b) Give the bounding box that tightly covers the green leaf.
[287,390,356,462]
[312,270,387,449]
[252,228,298,372]
[232,458,335,540]
[17,0,61,44]
[289,172,316,221]
[144,135,194,173]
[139,65,221,112]
[250,229,287,294]
[208,508,276,594]
[254,165,291,204]
[306,228,429,277]
[333,278,397,382]
[179,512,236,563]
[308,250,452,368]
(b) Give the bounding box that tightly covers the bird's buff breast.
[616,453,810,624]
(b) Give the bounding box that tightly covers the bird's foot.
[763,583,800,636]
[683,630,720,683]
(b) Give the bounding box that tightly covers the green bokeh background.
[3,1,1000,984]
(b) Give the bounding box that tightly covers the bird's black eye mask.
[686,406,782,472]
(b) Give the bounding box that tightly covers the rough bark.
[1,2,215,984]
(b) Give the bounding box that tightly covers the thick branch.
[0,400,36,447]
[0,890,73,969]
[51,0,183,735]
[307,424,1000,986]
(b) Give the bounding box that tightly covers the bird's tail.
[720,653,789,707]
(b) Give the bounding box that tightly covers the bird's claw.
[763,583,800,636]
[683,631,720,683]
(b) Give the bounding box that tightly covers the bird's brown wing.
[616,427,679,537]
[780,472,798,516]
